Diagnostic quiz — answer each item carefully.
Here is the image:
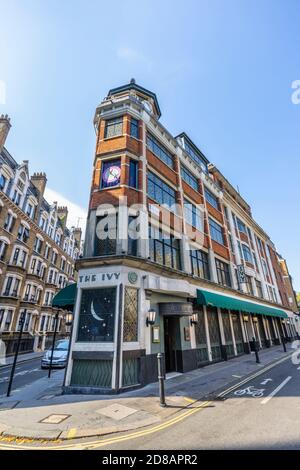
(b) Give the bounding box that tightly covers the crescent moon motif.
[91,301,104,322]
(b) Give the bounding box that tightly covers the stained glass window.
[123,287,138,342]
[77,288,117,342]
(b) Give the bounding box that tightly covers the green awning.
[52,283,77,311]
[196,289,288,318]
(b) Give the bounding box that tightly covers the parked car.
[41,339,69,369]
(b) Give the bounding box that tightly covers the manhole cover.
[96,404,138,421]
[40,414,70,424]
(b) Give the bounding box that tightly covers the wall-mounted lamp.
[65,312,73,327]
[146,309,156,327]
[190,313,198,326]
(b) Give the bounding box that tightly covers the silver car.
[41,339,69,369]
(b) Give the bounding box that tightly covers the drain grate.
[40,414,70,424]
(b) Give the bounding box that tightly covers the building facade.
[64,81,299,394]
[0,114,82,355]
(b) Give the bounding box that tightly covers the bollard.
[157,353,166,407]
[281,336,287,353]
[253,336,260,364]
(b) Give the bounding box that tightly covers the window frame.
[209,218,225,245]
[104,116,123,139]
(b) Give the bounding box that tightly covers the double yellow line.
[0,400,211,450]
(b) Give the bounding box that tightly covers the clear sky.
[0,0,299,290]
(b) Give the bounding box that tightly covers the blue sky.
[0,0,300,290]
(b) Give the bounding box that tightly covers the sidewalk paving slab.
[0,345,294,441]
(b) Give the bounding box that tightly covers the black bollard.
[281,336,287,353]
[157,353,166,407]
[253,336,260,364]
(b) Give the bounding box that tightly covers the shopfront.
[63,269,295,394]
[64,266,197,393]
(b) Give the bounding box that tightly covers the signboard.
[152,326,160,343]
[101,159,121,189]
[237,264,246,284]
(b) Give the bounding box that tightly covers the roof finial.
[130,78,136,84]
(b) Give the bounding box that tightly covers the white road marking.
[297,366,300,370]
[261,376,292,405]
[261,378,273,385]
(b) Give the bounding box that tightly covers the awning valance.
[52,283,77,311]
[196,290,288,319]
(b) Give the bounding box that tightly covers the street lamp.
[48,310,59,379]
[146,309,156,327]
[190,313,199,326]
[7,309,26,397]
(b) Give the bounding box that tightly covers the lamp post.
[7,309,26,397]
[48,310,59,379]
[62,311,73,390]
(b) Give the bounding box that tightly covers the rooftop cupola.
[107,79,161,119]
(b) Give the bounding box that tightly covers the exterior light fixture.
[146,309,156,327]
[190,313,199,326]
[65,312,73,327]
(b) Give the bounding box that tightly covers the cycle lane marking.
[260,376,292,405]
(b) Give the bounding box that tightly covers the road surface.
[94,356,300,450]
[0,357,48,397]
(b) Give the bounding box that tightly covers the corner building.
[65,81,299,393]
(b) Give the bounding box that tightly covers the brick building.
[64,80,299,393]
[0,114,82,355]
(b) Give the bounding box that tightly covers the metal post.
[7,310,26,397]
[281,335,287,353]
[62,314,74,390]
[157,353,166,407]
[48,311,59,379]
[253,336,260,364]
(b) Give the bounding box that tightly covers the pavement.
[0,344,295,442]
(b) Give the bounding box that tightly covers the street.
[0,357,48,397]
[93,357,300,450]
[0,348,299,450]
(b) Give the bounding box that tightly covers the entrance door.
[221,309,234,358]
[207,307,223,362]
[267,317,276,344]
[164,317,179,373]
[232,313,245,355]
[257,317,267,348]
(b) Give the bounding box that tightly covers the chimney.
[73,227,82,246]
[57,206,68,230]
[0,114,11,151]
[30,172,47,198]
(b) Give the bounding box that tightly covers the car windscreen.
[54,341,69,351]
